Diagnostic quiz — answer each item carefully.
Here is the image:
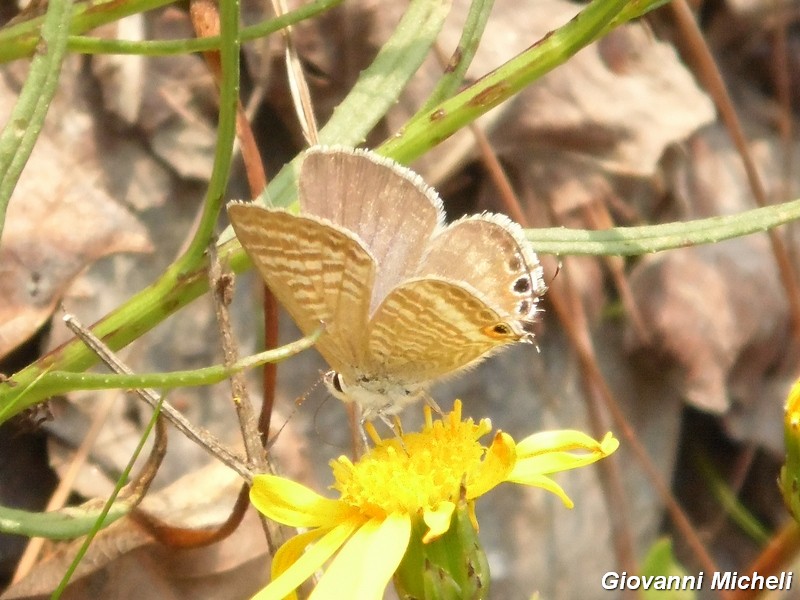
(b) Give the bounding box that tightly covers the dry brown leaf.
[407,0,715,327]
[1,462,268,600]
[396,0,715,199]
[626,123,799,451]
[0,126,152,360]
[90,8,219,180]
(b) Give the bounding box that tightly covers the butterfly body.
[325,370,425,418]
[228,147,546,419]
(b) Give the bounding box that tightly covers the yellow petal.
[507,474,575,508]
[271,528,328,581]
[468,432,516,499]
[250,474,351,528]
[252,520,359,600]
[422,501,456,542]
[311,514,411,600]
[514,430,618,475]
[599,432,620,455]
[516,430,614,458]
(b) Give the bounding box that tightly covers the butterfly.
[228,147,545,420]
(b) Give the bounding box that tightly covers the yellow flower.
[780,377,800,521]
[249,400,619,600]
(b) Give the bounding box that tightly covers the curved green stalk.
[52,400,164,598]
[0,0,74,235]
[180,0,240,263]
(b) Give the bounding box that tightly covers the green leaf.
[639,538,698,600]
[0,500,131,539]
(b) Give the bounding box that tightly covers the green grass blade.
[0,0,74,235]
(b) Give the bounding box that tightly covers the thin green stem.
[525,197,800,255]
[2,329,320,414]
[0,0,173,63]
[181,0,240,263]
[52,400,164,598]
[66,0,343,56]
[416,0,495,114]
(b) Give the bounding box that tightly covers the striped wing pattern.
[418,214,545,336]
[365,278,508,383]
[228,203,374,373]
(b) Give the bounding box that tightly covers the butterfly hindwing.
[365,278,514,384]
[417,214,545,335]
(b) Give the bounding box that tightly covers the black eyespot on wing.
[513,277,531,293]
[332,372,344,393]
[493,323,512,335]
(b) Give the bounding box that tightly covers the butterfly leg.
[421,392,444,416]
[364,411,407,453]
[357,418,370,454]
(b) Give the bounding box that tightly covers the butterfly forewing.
[365,278,510,383]
[300,149,443,311]
[228,203,374,372]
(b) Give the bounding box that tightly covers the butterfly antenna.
[266,374,324,449]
